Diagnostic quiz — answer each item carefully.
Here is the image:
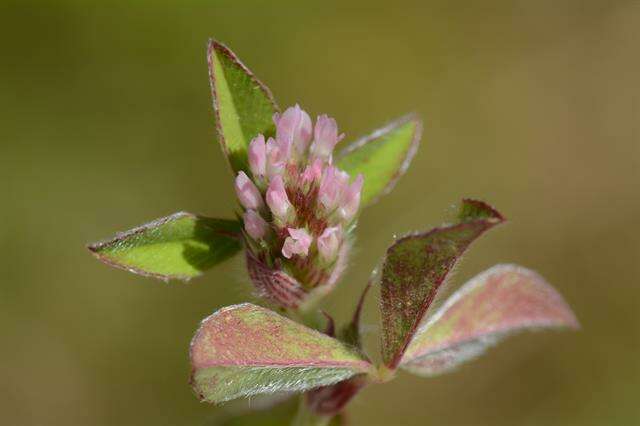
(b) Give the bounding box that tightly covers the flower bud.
[301,158,323,186]
[266,137,286,178]
[275,105,312,157]
[244,210,268,240]
[317,226,341,263]
[235,171,263,210]
[339,174,364,221]
[319,166,350,211]
[266,175,293,220]
[310,115,343,160]
[282,227,313,259]
[248,134,266,178]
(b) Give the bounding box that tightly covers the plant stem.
[292,396,333,426]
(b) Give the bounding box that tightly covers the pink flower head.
[248,134,266,178]
[318,165,350,211]
[266,175,292,220]
[282,227,312,259]
[310,115,343,160]
[240,105,365,306]
[274,105,312,157]
[317,226,342,263]
[340,174,364,221]
[235,171,263,210]
[244,210,268,240]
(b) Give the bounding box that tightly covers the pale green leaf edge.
[193,365,358,404]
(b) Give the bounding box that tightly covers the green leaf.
[401,264,579,377]
[336,114,422,207]
[379,199,505,369]
[208,39,279,172]
[87,212,242,281]
[190,303,373,404]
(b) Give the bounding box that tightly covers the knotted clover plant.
[88,40,579,425]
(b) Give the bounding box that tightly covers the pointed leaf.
[88,212,242,281]
[401,264,578,376]
[380,199,505,368]
[336,114,422,207]
[208,39,279,172]
[190,303,373,404]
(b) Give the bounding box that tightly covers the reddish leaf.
[190,303,372,403]
[401,264,579,376]
[379,199,505,368]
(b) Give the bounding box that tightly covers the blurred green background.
[1,0,639,425]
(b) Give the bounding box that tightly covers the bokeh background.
[2,1,639,425]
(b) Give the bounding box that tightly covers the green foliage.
[85,38,580,425]
[379,199,505,368]
[190,304,372,404]
[401,264,580,376]
[88,212,242,281]
[336,115,422,207]
[208,39,279,172]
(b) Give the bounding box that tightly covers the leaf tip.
[86,241,99,254]
[460,198,506,224]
